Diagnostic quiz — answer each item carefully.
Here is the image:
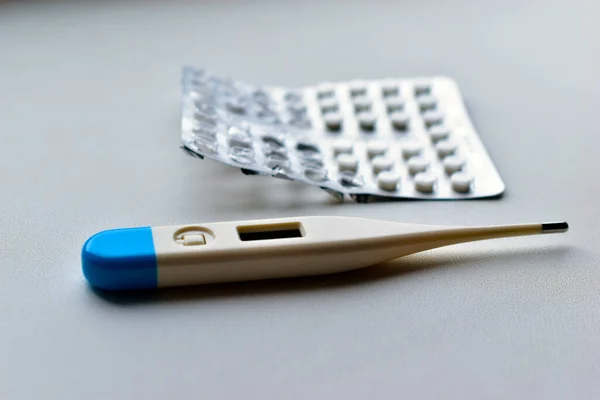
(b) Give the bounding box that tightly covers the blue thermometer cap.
[81,227,158,290]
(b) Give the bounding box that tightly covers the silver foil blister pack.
[180,67,505,202]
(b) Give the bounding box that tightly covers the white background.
[1,0,599,399]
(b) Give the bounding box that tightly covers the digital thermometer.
[81,216,568,290]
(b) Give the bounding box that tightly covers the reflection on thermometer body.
[81,217,568,290]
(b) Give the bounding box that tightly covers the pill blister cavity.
[304,168,328,182]
[192,122,217,137]
[451,172,473,193]
[300,156,325,169]
[382,84,400,97]
[229,146,255,164]
[337,153,359,172]
[193,109,217,124]
[429,126,451,142]
[252,89,271,105]
[332,139,354,156]
[289,115,312,129]
[227,126,250,137]
[324,113,343,132]
[297,142,323,166]
[298,146,323,165]
[349,82,368,97]
[372,156,394,174]
[228,127,253,148]
[353,96,372,113]
[358,112,377,131]
[418,96,437,113]
[194,101,217,116]
[297,142,320,154]
[386,97,405,113]
[287,102,307,115]
[285,90,304,103]
[266,157,291,174]
[443,155,465,174]
[192,137,218,155]
[436,139,457,158]
[226,97,247,114]
[316,83,336,99]
[256,109,281,124]
[407,156,429,175]
[414,82,431,97]
[390,112,410,131]
[414,172,437,193]
[377,171,400,191]
[264,148,288,161]
[262,135,285,151]
[367,140,388,158]
[401,140,422,159]
[319,97,339,113]
[192,127,217,142]
[423,111,444,128]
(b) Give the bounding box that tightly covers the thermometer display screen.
[237,222,304,241]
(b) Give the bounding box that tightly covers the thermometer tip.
[541,221,569,233]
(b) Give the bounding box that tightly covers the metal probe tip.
[541,222,569,233]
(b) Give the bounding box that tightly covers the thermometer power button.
[173,226,214,246]
[182,234,207,246]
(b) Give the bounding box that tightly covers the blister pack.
[180,67,504,202]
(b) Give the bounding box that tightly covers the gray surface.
[1,0,599,398]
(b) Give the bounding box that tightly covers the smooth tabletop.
[1,1,599,399]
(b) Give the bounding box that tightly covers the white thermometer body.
[81,216,568,290]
